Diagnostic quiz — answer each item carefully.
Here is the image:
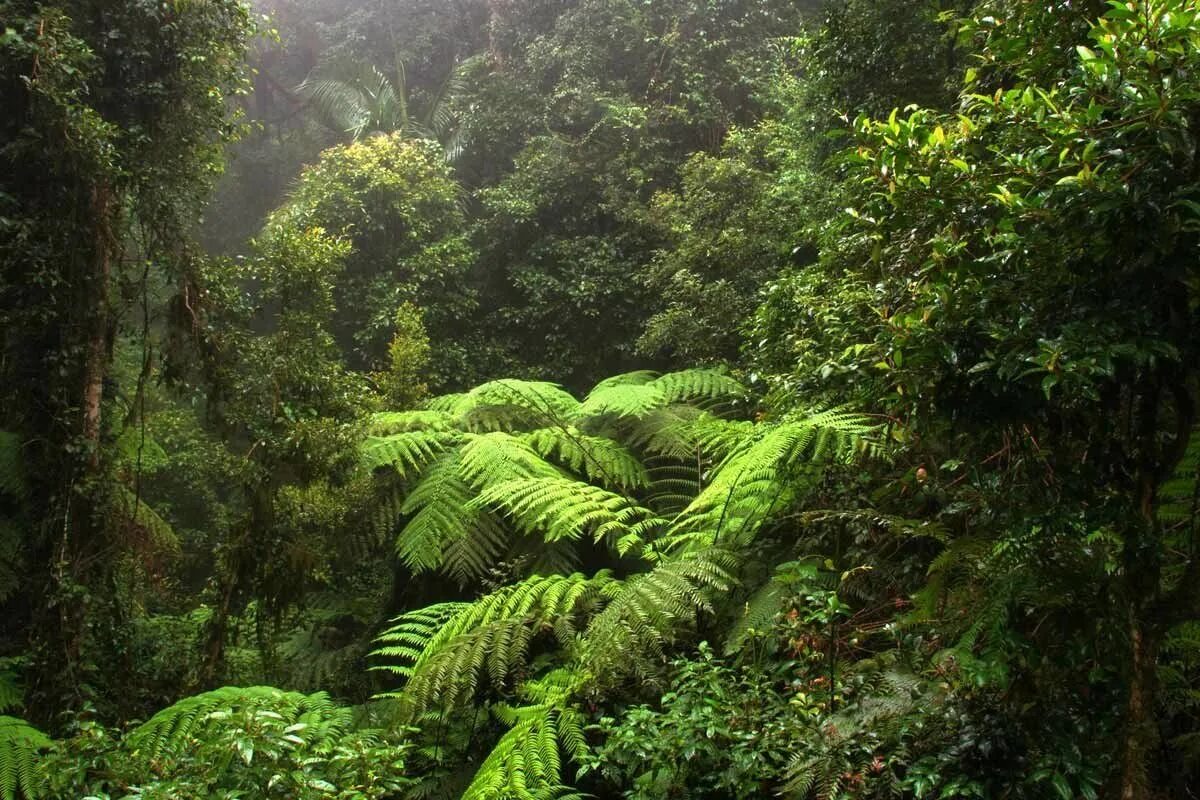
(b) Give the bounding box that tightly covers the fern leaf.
[458,433,561,489]
[452,380,580,432]
[0,715,49,800]
[394,451,505,577]
[361,430,460,475]
[366,410,458,436]
[376,574,614,714]
[724,578,786,655]
[474,477,664,544]
[524,427,648,490]
[112,486,180,556]
[649,368,745,405]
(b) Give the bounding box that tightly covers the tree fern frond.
[579,369,745,421]
[394,452,502,575]
[578,382,666,419]
[672,410,878,547]
[376,573,614,714]
[724,578,787,655]
[452,380,580,432]
[362,430,461,475]
[583,549,738,681]
[367,410,458,435]
[112,486,180,556]
[458,433,561,490]
[474,477,664,544]
[372,603,470,680]
[649,369,745,405]
[524,427,648,491]
[459,703,584,800]
[426,393,467,413]
[0,715,48,800]
[588,371,659,390]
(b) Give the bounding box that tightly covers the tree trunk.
[80,181,112,470]
[1119,608,1159,800]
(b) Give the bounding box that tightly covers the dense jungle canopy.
[2,0,1200,798]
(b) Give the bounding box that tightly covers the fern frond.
[377,573,615,714]
[666,409,879,550]
[583,548,738,681]
[367,410,458,435]
[649,368,745,405]
[474,477,665,544]
[113,486,180,556]
[452,380,580,432]
[524,427,648,490]
[362,430,461,475]
[0,715,49,800]
[578,382,666,419]
[579,369,745,421]
[460,701,586,800]
[373,603,470,679]
[458,433,561,489]
[394,452,505,576]
[426,393,467,413]
[724,578,786,655]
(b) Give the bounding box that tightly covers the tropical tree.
[753,1,1200,795]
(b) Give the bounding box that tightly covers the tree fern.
[661,409,878,553]
[458,433,562,489]
[582,548,739,681]
[366,410,458,436]
[452,380,580,432]
[0,716,47,800]
[362,373,877,799]
[112,485,180,556]
[460,697,588,800]
[579,369,744,420]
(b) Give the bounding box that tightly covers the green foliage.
[0,716,49,800]
[458,0,808,384]
[376,303,433,409]
[368,370,878,797]
[267,134,475,380]
[585,643,794,799]
[42,687,411,800]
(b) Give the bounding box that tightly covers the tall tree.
[0,0,252,708]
